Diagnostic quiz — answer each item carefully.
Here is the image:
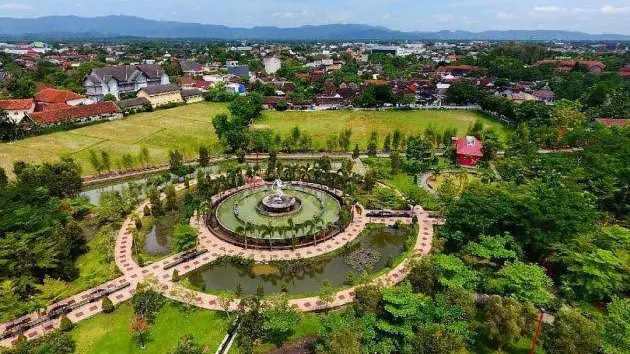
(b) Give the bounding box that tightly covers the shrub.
[59,315,74,332]
[143,204,151,216]
[102,297,115,314]
[172,269,180,282]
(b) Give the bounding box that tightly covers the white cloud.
[0,2,33,11]
[601,5,630,14]
[533,6,563,13]
[496,12,514,19]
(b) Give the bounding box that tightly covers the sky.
[1,0,630,34]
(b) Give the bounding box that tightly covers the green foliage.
[603,298,630,354]
[102,93,117,102]
[489,261,553,306]
[463,233,522,264]
[59,314,74,332]
[411,324,467,354]
[542,308,602,354]
[483,295,528,352]
[433,254,480,292]
[172,224,199,252]
[167,334,205,354]
[353,284,383,316]
[3,330,76,354]
[446,81,484,105]
[262,299,300,347]
[557,226,629,302]
[405,136,437,173]
[102,296,115,314]
[131,284,164,323]
[13,158,82,198]
[228,92,263,125]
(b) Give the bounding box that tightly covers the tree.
[319,279,336,312]
[172,224,199,252]
[392,129,403,151]
[169,149,184,175]
[138,146,151,167]
[483,295,526,352]
[100,151,111,173]
[557,226,629,302]
[148,187,163,216]
[338,128,353,152]
[603,298,630,354]
[352,144,360,159]
[14,158,82,198]
[411,324,467,354]
[390,151,402,174]
[463,233,522,265]
[88,150,103,174]
[408,256,439,295]
[262,299,300,347]
[543,308,602,354]
[405,136,437,173]
[229,92,263,125]
[102,296,115,314]
[198,146,210,167]
[131,284,164,323]
[383,133,392,152]
[367,131,379,157]
[59,314,74,332]
[6,331,76,354]
[0,109,21,142]
[130,315,150,350]
[164,184,177,211]
[446,81,483,105]
[0,168,6,188]
[168,334,205,354]
[102,93,117,102]
[551,99,587,129]
[353,284,382,316]
[490,261,553,307]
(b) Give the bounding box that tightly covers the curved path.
[1,180,439,346]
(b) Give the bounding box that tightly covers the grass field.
[71,301,230,354]
[0,103,504,176]
[253,109,503,149]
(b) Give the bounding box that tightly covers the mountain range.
[0,15,629,41]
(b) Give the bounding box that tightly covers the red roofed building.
[0,99,35,123]
[455,136,483,167]
[34,88,90,108]
[594,118,630,127]
[29,101,122,127]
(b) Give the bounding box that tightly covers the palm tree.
[312,215,323,244]
[235,226,245,246]
[244,222,253,250]
[261,223,274,251]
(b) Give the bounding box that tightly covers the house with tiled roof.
[180,89,204,104]
[83,64,169,102]
[29,101,122,127]
[594,118,630,127]
[136,84,183,108]
[117,97,151,113]
[34,88,92,111]
[0,99,35,123]
[454,136,483,167]
[177,59,204,75]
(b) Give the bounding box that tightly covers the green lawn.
[0,102,227,176]
[0,104,505,176]
[71,301,230,354]
[253,109,503,149]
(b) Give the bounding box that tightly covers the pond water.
[186,226,410,295]
[143,224,171,254]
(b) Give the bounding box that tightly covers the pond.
[143,224,171,254]
[186,225,411,296]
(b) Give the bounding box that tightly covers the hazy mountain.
[0,15,628,41]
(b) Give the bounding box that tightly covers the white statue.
[271,179,285,198]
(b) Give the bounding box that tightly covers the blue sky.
[1,0,630,34]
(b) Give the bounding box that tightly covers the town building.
[0,99,35,123]
[136,84,183,108]
[455,136,484,167]
[29,101,122,127]
[34,88,92,111]
[116,97,151,114]
[180,89,204,104]
[83,64,169,102]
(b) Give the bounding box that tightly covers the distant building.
[136,84,183,108]
[178,59,204,75]
[371,46,400,55]
[83,64,169,102]
[117,97,151,113]
[455,136,483,167]
[0,99,35,123]
[228,65,250,78]
[594,118,630,127]
[180,89,204,104]
[29,101,122,127]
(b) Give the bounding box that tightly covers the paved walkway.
[0,180,438,346]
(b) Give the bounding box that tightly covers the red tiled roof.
[38,102,71,112]
[0,99,34,110]
[35,83,56,94]
[436,65,479,73]
[595,118,630,127]
[455,136,483,157]
[30,101,121,125]
[364,79,388,86]
[35,88,84,104]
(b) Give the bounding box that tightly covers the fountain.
[259,179,302,215]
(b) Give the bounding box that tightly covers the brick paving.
[0,180,438,346]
